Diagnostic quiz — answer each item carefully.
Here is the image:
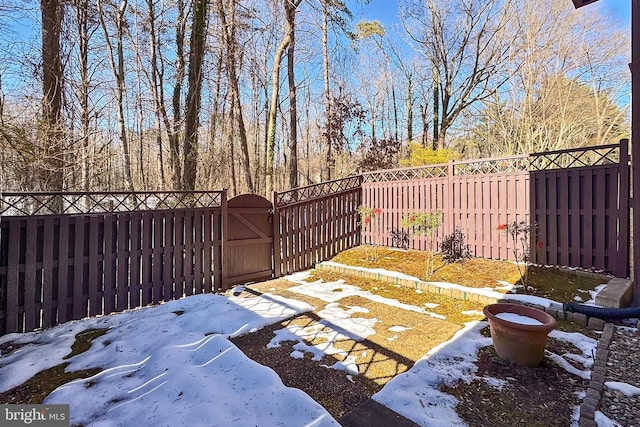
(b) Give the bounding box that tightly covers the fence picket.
[141,212,153,306]
[104,214,116,314]
[163,210,175,299]
[129,213,142,307]
[203,209,213,293]
[23,219,37,331]
[557,172,570,267]
[42,217,55,327]
[6,220,20,332]
[72,216,86,319]
[152,211,164,303]
[116,213,129,311]
[175,211,185,297]
[594,168,608,269]
[88,215,101,317]
[57,216,71,323]
[184,212,194,296]
[194,211,204,295]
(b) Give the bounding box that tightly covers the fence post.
[220,189,228,291]
[272,191,281,279]
[445,159,455,237]
[618,138,630,279]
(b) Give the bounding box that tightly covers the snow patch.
[605,381,640,397]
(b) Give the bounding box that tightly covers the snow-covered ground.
[0,268,633,427]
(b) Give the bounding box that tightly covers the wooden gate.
[223,194,274,286]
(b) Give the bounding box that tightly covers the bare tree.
[135,0,167,188]
[322,0,331,180]
[466,0,629,155]
[286,1,298,189]
[265,0,301,196]
[69,0,98,190]
[182,0,208,191]
[217,0,254,193]
[320,0,353,181]
[166,0,187,189]
[97,0,134,190]
[355,20,398,143]
[40,0,65,192]
[401,0,518,149]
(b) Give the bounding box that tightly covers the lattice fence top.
[362,165,449,182]
[362,142,625,183]
[529,143,621,171]
[361,156,527,182]
[454,156,528,175]
[0,191,224,216]
[275,176,362,207]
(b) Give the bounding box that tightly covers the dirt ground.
[230,271,596,426]
[231,277,466,419]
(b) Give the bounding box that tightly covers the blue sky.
[353,0,631,30]
[592,0,632,26]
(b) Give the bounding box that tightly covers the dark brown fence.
[362,141,629,278]
[530,141,629,277]
[274,176,362,276]
[0,182,364,335]
[0,191,225,335]
[362,156,529,259]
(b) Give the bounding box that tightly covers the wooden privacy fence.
[529,141,629,278]
[0,178,363,335]
[362,140,630,278]
[0,191,225,335]
[362,157,529,259]
[273,176,362,276]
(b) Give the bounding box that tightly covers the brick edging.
[578,323,615,427]
[316,262,504,306]
[315,262,609,330]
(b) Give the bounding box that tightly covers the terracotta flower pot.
[483,303,557,368]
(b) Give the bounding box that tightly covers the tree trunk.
[206,50,223,189]
[171,0,187,189]
[322,0,332,181]
[153,5,183,190]
[391,82,398,143]
[218,0,254,193]
[432,69,439,150]
[229,92,237,196]
[75,0,91,191]
[420,103,429,148]
[286,0,298,189]
[145,0,166,188]
[407,73,413,143]
[97,0,134,190]
[40,0,64,193]
[265,35,289,196]
[136,68,146,189]
[182,0,208,191]
[265,1,297,196]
